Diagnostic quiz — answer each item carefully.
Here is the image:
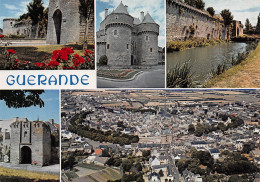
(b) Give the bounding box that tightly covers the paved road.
[97,68,165,88]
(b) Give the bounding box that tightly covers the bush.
[99,55,108,65]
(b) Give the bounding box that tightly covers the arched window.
[114,30,117,35]
[24,131,27,137]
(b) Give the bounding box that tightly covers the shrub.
[99,55,108,65]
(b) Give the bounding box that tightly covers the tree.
[135,162,142,172]
[0,90,44,108]
[27,0,44,25]
[184,0,205,10]
[188,124,195,133]
[221,9,234,26]
[256,13,260,34]
[142,150,151,158]
[207,7,215,17]
[220,9,234,39]
[245,18,253,33]
[79,0,95,49]
[68,155,75,170]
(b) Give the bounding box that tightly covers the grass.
[167,38,226,52]
[205,41,260,88]
[167,61,194,88]
[77,163,106,170]
[0,166,59,182]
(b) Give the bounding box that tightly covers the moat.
[167,42,247,87]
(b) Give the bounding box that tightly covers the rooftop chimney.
[105,9,108,19]
[140,11,144,22]
[125,5,128,11]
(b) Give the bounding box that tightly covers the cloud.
[97,0,165,47]
[4,4,19,10]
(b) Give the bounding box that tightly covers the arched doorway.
[21,146,32,164]
[53,9,62,44]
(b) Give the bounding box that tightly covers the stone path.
[97,67,165,88]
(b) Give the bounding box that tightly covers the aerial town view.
[96,0,166,88]
[61,89,260,182]
[0,90,60,182]
[0,0,95,70]
[166,0,260,88]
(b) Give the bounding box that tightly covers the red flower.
[73,59,80,67]
[0,35,4,38]
[74,54,85,64]
[61,47,74,54]
[34,62,46,69]
[87,57,91,62]
[51,50,60,60]
[23,61,29,65]
[48,60,60,68]
[7,49,15,54]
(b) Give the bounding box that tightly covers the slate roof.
[141,13,156,23]
[113,2,129,14]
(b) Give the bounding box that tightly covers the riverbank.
[167,38,226,52]
[205,41,260,88]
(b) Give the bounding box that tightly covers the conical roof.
[113,1,129,14]
[142,13,156,24]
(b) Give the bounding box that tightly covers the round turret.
[3,18,18,35]
[105,2,134,66]
[137,13,159,65]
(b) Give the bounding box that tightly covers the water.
[167,42,247,86]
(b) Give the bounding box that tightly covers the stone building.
[97,2,161,66]
[47,0,94,45]
[3,18,41,38]
[10,119,52,166]
[232,20,243,37]
[166,0,228,41]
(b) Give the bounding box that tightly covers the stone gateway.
[47,0,94,45]
[10,120,51,166]
[97,2,161,66]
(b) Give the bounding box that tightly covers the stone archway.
[21,146,32,164]
[53,9,62,44]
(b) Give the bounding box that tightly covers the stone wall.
[166,0,227,41]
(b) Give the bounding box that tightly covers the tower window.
[114,30,117,35]
[127,44,129,49]
[146,36,148,40]
[24,131,27,137]
[150,48,153,52]
[107,44,110,49]
[115,16,118,20]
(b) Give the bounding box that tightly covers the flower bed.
[0,46,95,70]
[97,69,139,79]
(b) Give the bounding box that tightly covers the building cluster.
[61,90,260,181]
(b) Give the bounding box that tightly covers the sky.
[0,90,60,123]
[96,0,166,47]
[0,0,49,29]
[204,0,260,26]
